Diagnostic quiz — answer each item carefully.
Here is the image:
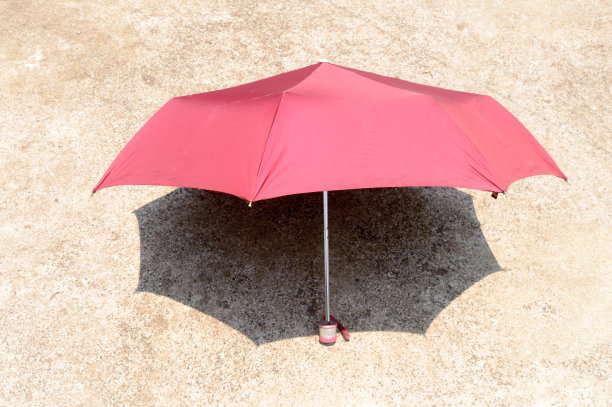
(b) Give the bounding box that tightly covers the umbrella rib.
[429,97,507,192]
[250,92,287,202]
[249,63,324,200]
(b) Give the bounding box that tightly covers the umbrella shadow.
[134,187,501,345]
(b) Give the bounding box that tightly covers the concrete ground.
[1,0,610,405]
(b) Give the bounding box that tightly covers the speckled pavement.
[1,1,610,405]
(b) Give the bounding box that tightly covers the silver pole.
[323,191,330,322]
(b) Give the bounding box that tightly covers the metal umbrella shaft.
[323,191,330,322]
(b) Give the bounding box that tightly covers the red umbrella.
[94,62,566,345]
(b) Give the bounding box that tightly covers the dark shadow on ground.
[134,187,501,345]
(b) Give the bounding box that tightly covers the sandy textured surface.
[1,0,611,405]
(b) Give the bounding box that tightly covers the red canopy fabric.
[93,62,566,201]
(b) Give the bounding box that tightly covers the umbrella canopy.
[94,62,566,345]
[93,62,566,199]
